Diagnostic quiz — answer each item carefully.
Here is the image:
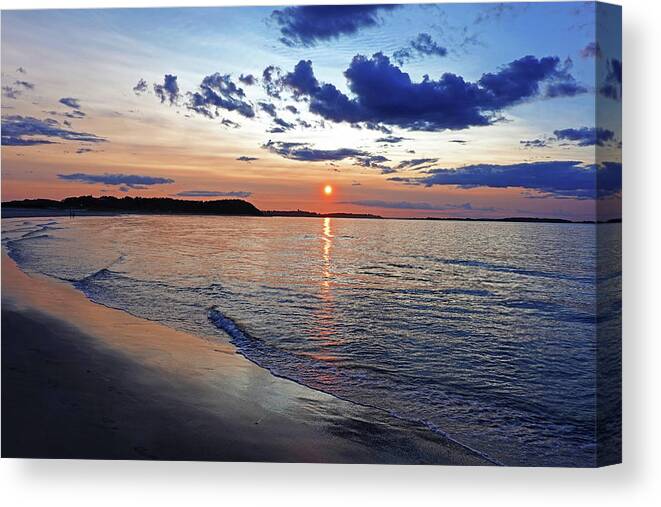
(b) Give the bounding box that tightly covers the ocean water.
[2,215,621,466]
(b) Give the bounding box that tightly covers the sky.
[1,2,621,219]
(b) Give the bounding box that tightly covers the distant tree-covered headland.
[2,195,263,216]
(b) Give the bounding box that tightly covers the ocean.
[2,215,621,466]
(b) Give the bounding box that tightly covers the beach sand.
[1,253,489,464]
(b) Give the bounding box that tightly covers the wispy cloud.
[395,158,438,170]
[174,190,252,198]
[521,127,616,149]
[520,138,549,149]
[553,127,615,147]
[580,42,602,59]
[57,173,174,188]
[341,199,495,212]
[375,136,408,144]
[2,86,21,99]
[2,115,106,146]
[393,33,448,65]
[133,78,148,95]
[599,58,622,101]
[59,97,81,109]
[14,80,34,90]
[263,140,368,162]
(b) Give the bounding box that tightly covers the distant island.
[1,196,621,224]
[264,209,383,219]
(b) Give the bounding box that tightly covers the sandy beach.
[1,252,488,464]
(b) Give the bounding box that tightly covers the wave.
[206,306,504,466]
[438,258,593,284]
[208,307,253,347]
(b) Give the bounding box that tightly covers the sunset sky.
[1,2,621,219]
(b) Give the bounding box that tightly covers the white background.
[1,0,659,505]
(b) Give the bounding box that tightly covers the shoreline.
[1,207,618,224]
[1,253,490,464]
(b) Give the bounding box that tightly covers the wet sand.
[1,253,489,464]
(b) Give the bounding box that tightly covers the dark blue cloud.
[580,42,602,59]
[187,73,254,118]
[236,156,258,162]
[520,138,549,148]
[238,74,256,85]
[154,74,179,105]
[341,199,495,212]
[46,109,86,119]
[280,53,586,132]
[478,56,586,106]
[2,115,106,146]
[553,127,616,146]
[263,140,368,162]
[14,80,34,90]
[599,58,622,100]
[263,140,395,172]
[281,59,319,98]
[59,97,81,109]
[450,139,468,144]
[390,160,621,199]
[272,5,397,47]
[393,33,448,65]
[395,158,438,170]
[262,65,284,98]
[258,101,277,117]
[133,78,148,95]
[353,154,391,173]
[285,105,299,114]
[375,135,408,143]
[546,80,587,98]
[221,118,240,128]
[175,190,252,198]
[272,117,295,131]
[473,3,517,25]
[57,173,174,188]
[2,86,20,99]
[364,122,393,134]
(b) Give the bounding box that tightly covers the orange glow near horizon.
[323,185,333,196]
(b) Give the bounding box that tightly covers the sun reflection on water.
[315,217,340,353]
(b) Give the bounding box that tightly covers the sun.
[323,184,333,196]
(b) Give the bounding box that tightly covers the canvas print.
[1,2,621,467]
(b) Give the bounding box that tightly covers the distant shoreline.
[1,196,621,224]
[1,206,622,224]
